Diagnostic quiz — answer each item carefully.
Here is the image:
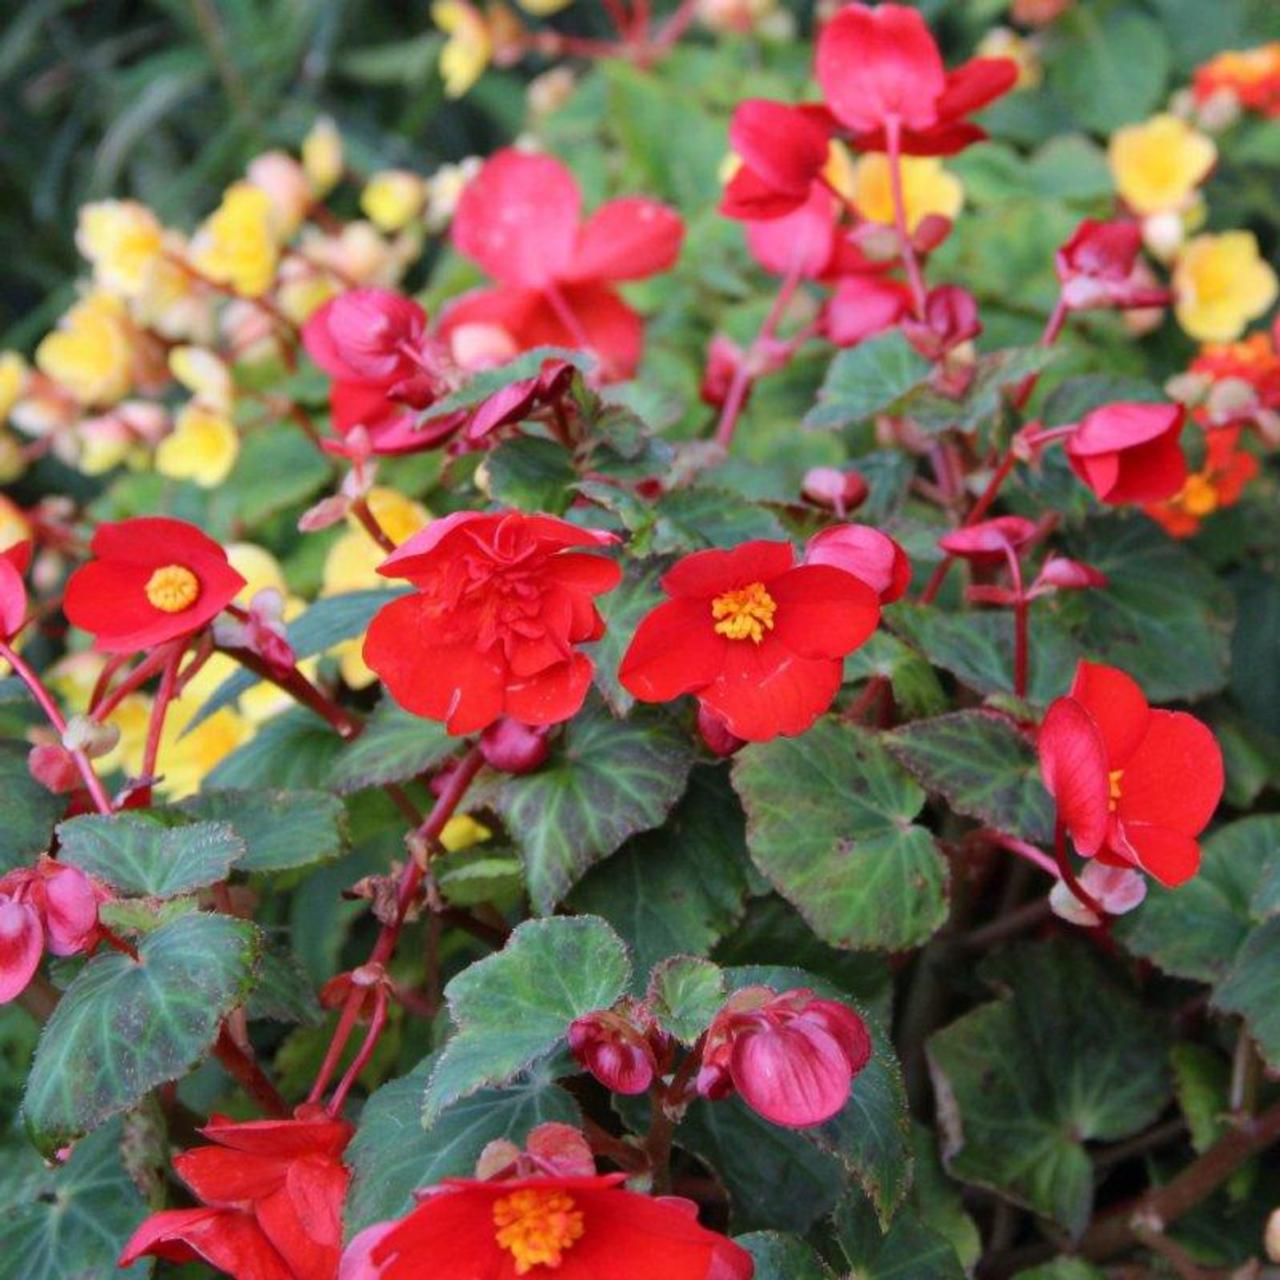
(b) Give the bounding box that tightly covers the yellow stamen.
[1178,472,1220,518]
[493,1188,585,1275]
[144,564,200,614]
[711,581,777,644]
[1108,769,1125,812]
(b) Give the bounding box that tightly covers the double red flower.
[1039,661,1223,886]
[618,536,883,742]
[341,1173,752,1280]
[364,511,621,734]
[696,987,872,1128]
[63,517,246,653]
[442,149,683,381]
[120,1110,353,1280]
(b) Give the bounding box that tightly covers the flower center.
[144,564,201,614]
[711,581,777,644]
[1178,473,1219,518]
[493,1188,585,1275]
[1108,769,1125,812]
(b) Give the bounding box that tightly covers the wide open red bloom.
[442,150,683,381]
[618,539,880,741]
[341,1173,753,1280]
[815,3,1017,155]
[696,986,872,1128]
[364,511,621,735]
[1063,402,1188,505]
[119,1110,353,1280]
[1038,660,1223,886]
[63,517,246,654]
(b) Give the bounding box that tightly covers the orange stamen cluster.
[1108,769,1125,812]
[144,564,200,613]
[711,581,777,644]
[493,1187,585,1275]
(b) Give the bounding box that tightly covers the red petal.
[555,283,646,382]
[619,598,726,702]
[540,552,624,599]
[0,554,27,641]
[1118,822,1202,887]
[768,565,881,660]
[175,1147,286,1205]
[567,198,683,283]
[504,653,594,726]
[1068,661,1150,766]
[935,57,1019,119]
[728,100,831,200]
[1066,402,1184,457]
[745,184,838,280]
[700,646,842,742]
[1106,432,1188,504]
[661,541,795,598]
[1116,710,1222,836]
[452,149,581,289]
[90,517,232,568]
[0,900,43,1003]
[1038,698,1109,857]
[804,525,911,602]
[824,274,913,346]
[719,165,811,220]
[815,3,945,134]
[118,1207,294,1279]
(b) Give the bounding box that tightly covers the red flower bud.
[903,285,982,359]
[937,515,1038,564]
[802,468,870,516]
[804,524,911,602]
[696,705,746,759]
[29,742,82,794]
[0,539,30,641]
[1063,402,1188,505]
[697,987,872,1127]
[480,717,552,775]
[568,1010,658,1095]
[1034,556,1108,592]
[1056,220,1172,312]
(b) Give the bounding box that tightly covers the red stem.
[350,496,398,554]
[327,987,389,1116]
[0,640,114,815]
[884,116,928,318]
[91,642,182,721]
[214,1027,289,1117]
[140,644,186,781]
[219,645,362,740]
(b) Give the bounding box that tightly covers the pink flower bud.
[0,898,43,1004]
[698,987,872,1127]
[568,1010,658,1095]
[801,467,869,515]
[28,743,81,794]
[804,524,911,602]
[937,516,1038,565]
[479,717,551,775]
[1034,556,1108,592]
[524,1123,596,1178]
[700,335,746,410]
[696,705,746,759]
[903,285,981,359]
[0,540,30,641]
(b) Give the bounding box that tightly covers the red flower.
[902,284,983,359]
[1056,220,1171,313]
[815,3,1017,155]
[442,150,683,381]
[744,184,883,281]
[696,987,872,1127]
[0,859,98,1003]
[63,518,246,654]
[0,539,31,641]
[1039,661,1223,886]
[824,274,914,347]
[119,1110,353,1280]
[618,539,881,741]
[341,1173,753,1280]
[803,524,911,603]
[1063,402,1188,505]
[1145,426,1259,537]
[721,100,832,220]
[364,511,621,735]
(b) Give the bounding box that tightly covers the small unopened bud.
[28,743,80,793]
[696,705,745,758]
[802,467,868,515]
[479,717,551,775]
[62,714,120,760]
[568,1010,658,1095]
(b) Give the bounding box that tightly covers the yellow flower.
[75,200,164,298]
[517,0,571,13]
[360,171,428,234]
[192,183,279,298]
[434,1,493,98]
[98,693,152,777]
[154,403,239,488]
[36,292,134,407]
[155,700,252,800]
[1108,114,1217,216]
[0,434,23,484]
[303,117,344,197]
[322,488,430,596]
[1174,231,1279,343]
[822,140,858,203]
[225,543,287,603]
[0,352,28,424]
[169,345,233,413]
[976,27,1041,90]
[852,154,964,232]
[441,814,492,852]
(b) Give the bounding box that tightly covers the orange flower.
[1145,427,1259,537]
[1193,43,1280,118]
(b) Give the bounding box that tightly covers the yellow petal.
[852,154,964,232]
[1174,231,1279,343]
[303,117,344,197]
[154,403,240,488]
[433,1,494,98]
[1108,114,1217,217]
[360,171,428,233]
[441,814,492,852]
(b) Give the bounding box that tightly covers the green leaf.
[647,956,724,1044]
[57,812,243,897]
[0,740,64,872]
[327,700,456,794]
[569,765,752,979]
[1171,1043,1232,1154]
[1211,918,1280,1071]
[804,334,932,431]
[423,916,630,1122]
[1048,5,1170,132]
[1118,816,1280,983]
[927,940,1171,1237]
[736,1233,835,1280]
[23,913,260,1154]
[208,423,330,531]
[190,589,407,730]
[844,633,947,721]
[887,710,1055,845]
[205,709,345,791]
[347,1053,580,1234]
[179,787,348,872]
[245,943,321,1026]
[833,1188,966,1280]
[732,719,949,952]
[585,556,666,716]
[477,698,694,914]
[0,1118,153,1279]
[485,435,577,515]
[1014,1263,1106,1280]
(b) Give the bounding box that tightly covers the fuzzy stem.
[214,1026,290,1118]
[140,643,186,782]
